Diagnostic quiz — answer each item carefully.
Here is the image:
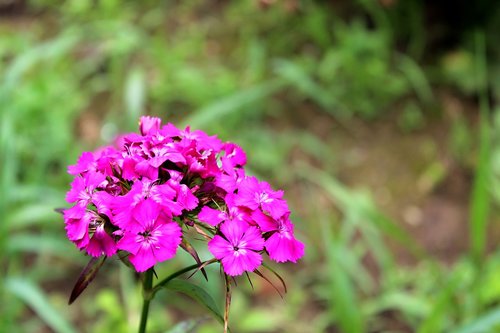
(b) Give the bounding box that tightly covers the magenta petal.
[129,248,159,272]
[208,221,264,276]
[239,225,265,251]
[65,177,85,203]
[261,198,289,220]
[219,220,246,245]
[122,157,138,180]
[132,199,160,227]
[176,185,199,211]
[64,207,90,242]
[265,232,304,263]
[198,206,225,226]
[251,210,278,233]
[86,225,117,257]
[135,160,158,180]
[68,152,96,175]
[118,221,181,272]
[139,116,161,136]
[208,235,233,260]
[221,250,262,276]
[117,232,142,255]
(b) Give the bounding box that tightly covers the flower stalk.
[138,269,154,333]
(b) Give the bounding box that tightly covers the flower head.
[64,115,304,279]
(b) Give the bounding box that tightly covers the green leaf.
[5,277,76,333]
[161,280,227,330]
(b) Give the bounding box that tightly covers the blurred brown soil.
[289,89,500,267]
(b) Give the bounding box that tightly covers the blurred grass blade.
[6,233,76,259]
[7,204,64,230]
[161,279,228,331]
[469,31,491,263]
[183,80,284,128]
[69,256,106,304]
[5,277,76,333]
[274,59,334,109]
[124,66,146,126]
[297,163,423,259]
[417,275,460,333]
[453,307,500,333]
[320,218,365,333]
[398,54,433,104]
[364,291,430,319]
[3,33,78,90]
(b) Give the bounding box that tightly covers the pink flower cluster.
[64,116,304,276]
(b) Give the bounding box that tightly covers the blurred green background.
[2,0,500,332]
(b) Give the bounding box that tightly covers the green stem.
[138,269,154,333]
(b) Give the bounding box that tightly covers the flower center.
[257,192,271,204]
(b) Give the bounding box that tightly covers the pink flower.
[215,166,245,194]
[252,212,304,263]
[198,194,251,227]
[65,172,107,206]
[234,176,289,219]
[64,204,90,248]
[68,152,96,175]
[110,180,186,231]
[198,206,226,226]
[117,200,181,272]
[86,224,117,257]
[221,143,246,170]
[64,193,117,257]
[208,221,264,276]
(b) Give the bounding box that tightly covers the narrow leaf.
[68,256,106,304]
[180,238,208,281]
[261,262,287,293]
[162,280,228,331]
[187,258,218,280]
[5,277,76,333]
[253,269,284,298]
